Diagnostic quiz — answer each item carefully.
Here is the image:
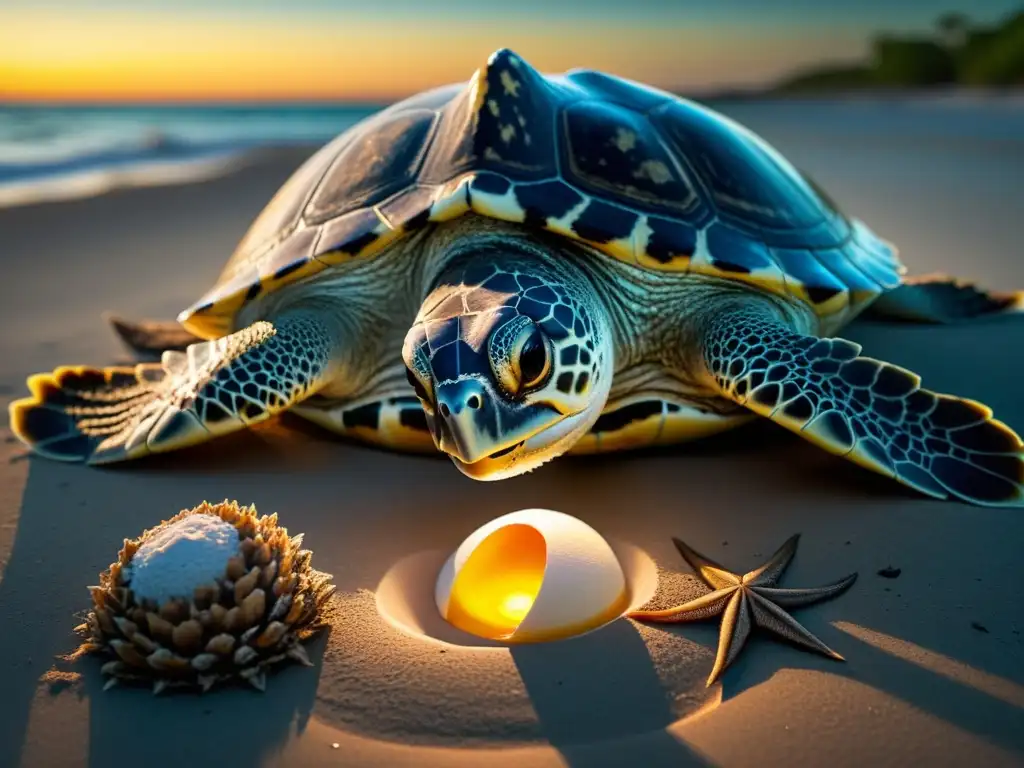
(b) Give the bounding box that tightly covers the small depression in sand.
[379,534,656,648]
[313,529,721,749]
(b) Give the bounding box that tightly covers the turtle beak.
[432,377,565,479]
[433,379,498,464]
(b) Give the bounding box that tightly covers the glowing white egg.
[435,508,628,642]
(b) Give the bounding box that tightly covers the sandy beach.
[1,114,1023,767]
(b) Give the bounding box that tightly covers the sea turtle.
[10,49,1024,507]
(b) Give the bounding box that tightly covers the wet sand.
[0,131,1022,767]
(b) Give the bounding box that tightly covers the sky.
[0,0,1019,103]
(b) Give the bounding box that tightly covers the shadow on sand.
[511,622,714,767]
[1,317,1023,765]
[0,454,327,768]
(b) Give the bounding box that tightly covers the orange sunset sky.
[0,1,1016,103]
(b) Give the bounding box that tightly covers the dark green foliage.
[958,12,1024,85]
[872,36,956,85]
[776,66,876,92]
[774,8,1024,91]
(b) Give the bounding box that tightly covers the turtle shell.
[179,49,905,339]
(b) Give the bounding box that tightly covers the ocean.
[1,95,1023,208]
[0,103,381,207]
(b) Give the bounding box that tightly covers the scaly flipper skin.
[629,534,857,686]
[106,313,202,359]
[863,274,1024,324]
[9,313,337,464]
[701,306,1024,506]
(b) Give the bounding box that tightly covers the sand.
[0,140,1022,768]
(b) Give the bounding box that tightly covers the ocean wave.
[0,104,380,208]
[0,148,249,208]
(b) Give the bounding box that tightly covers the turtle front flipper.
[701,307,1024,507]
[106,313,202,359]
[863,275,1024,324]
[9,314,338,464]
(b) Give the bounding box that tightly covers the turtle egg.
[435,509,628,643]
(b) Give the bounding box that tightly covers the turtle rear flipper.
[106,313,202,359]
[9,315,337,464]
[703,307,1024,507]
[863,275,1024,324]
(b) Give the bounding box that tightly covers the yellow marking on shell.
[429,178,472,222]
[632,218,653,269]
[633,159,672,185]
[546,193,635,267]
[671,226,712,275]
[542,194,591,239]
[180,290,246,339]
[186,228,327,339]
[687,242,791,305]
[484,147,503,162]
[256,256,327,295]
[500,124,517,144]
[499,70,521,97]
[807,249,882,328]
[568,431,600,454]
[568,401,751,455]
[487,99,500,117]
[633,216,683,271]
[773,252,850,323]
[468,181,526,223]
[613,128,637,152]
[467,66,489,122]
[834,264,884,324]
[314,217,401,268]
[594,235,635,265]
[657,408,754,445]
[727,259,788,296]
[568,409,662,455]
[611,413,665,451]
[292,401,435,454]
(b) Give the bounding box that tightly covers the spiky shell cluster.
[71,500,335,694]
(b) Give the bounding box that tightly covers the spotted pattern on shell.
[178,48,905,340]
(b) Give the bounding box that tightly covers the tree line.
[779,9,1024,91]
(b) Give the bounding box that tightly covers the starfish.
[627,534,857,686]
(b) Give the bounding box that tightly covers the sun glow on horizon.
[0,7,872,103]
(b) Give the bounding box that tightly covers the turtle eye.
[517,327,550,390]
[489,317,552,396]
[406,367,434,411]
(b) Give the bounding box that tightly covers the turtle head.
[402,251,613,480]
